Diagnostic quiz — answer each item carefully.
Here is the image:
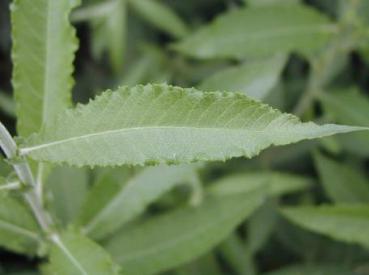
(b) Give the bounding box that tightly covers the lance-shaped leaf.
[19,84,366,167]
[79,164,198,240]
[11,0,79,136]
[105,189,265,275]
[0,194,41,255]
[173,5,336,60]
[199,55,287,100]
[281,205,369,248]
[48,229,121,275]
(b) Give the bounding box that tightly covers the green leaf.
[199,55,287,100]
[48,229,120,275]
[173,5,336,59]
[0,194,41,255]
[320,89,369,156]
[247,0,300,6]
[0,91,16,117]
[47,166,89,226]
[127,0,189,38]
[79,164,198,240]
[11,0,79,136]
[281,205,369,248]
[263,264,355,275]
[105,188,265,275]
[314,152,369,203]
[19,84,365,167]
[208,172,312,197]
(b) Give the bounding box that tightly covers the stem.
[0,181,20,191]
[0,121,53,233]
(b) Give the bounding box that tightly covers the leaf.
[47,166,89,226]
[48,229,120,275]
[127,0,189,38]
[199,55,287,100]
[281,205,369,248]
[247,0,300,6]
[320,89,369,156]
[173,5,336,60]
[314,152,369,203]
[0,194,41,255]
[105,188,265,275]
[263,264,355,275]
[19,84,366,167]
[208,172,312,197]
[0,91,16,117]
[11,0,79,136]
[79,164,198,240]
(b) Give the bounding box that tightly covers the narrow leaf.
[105,189,265,275]
[48,229,120,275]
[199,55,287,100]
[11,0,79,136]
[173,5,336,59]
[128,0,189,38]
[19,84,366,167]
[263,264,355,275]
[281,205,369,248]
[314,152,369,203]
[79,164,198,239]
[0,194,41,255]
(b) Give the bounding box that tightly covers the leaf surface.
[19,84,365,167]
[105,189,265,275]
[0,194,41,255]
[79,164,198,239]
[173,5,336,59]
[11,0,79,136]
[48,229,120,275]
[263,264,354,275]
[281,205,369,248]
[314,152,369,203]
[199,55,287,100]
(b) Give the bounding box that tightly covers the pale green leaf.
[79,164,198,240]
[0,91,15,117]
[173,5,336,59]
[263,264,354,275]
[48,229,120,275]
[281,205,369,248]
[314,152,369,203]
[208,172,312,197]
[19,84,366,167]
[0,194,41,255]
[47,166,89,226]
[320,89,369,156]
[105,189,265,275]
[199,55,287,100]
[11,0,79,136]
[247,0,300,6]
[127,0,189,38]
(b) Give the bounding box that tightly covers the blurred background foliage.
[1,0,369,274]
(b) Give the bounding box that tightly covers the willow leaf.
[11,0,79,136]
[281,205,369,248]
[173,4,336,60]
[19,84,366,167]
[48,229,120,275]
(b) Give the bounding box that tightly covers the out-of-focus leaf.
[48,229,120,275]
[314,152,369,203]
[247,0,300,6]
[0,194,41,255]
[11,0,79,136]
[19,84,365,167]
[320,89,369,156]
[0,91,15,117]
[199,55,287,100]
[173,5,336,59]
[127,0,189,38]
[281,205,369,248]
[208,172,312,197]
[105,188,265,275]
[79,164,198,240]
[248,200,278,253]
[263,264,355,275]
[47,166,89,226]
[174,254,223,275]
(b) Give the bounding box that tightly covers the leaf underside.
[20,84,364,167]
